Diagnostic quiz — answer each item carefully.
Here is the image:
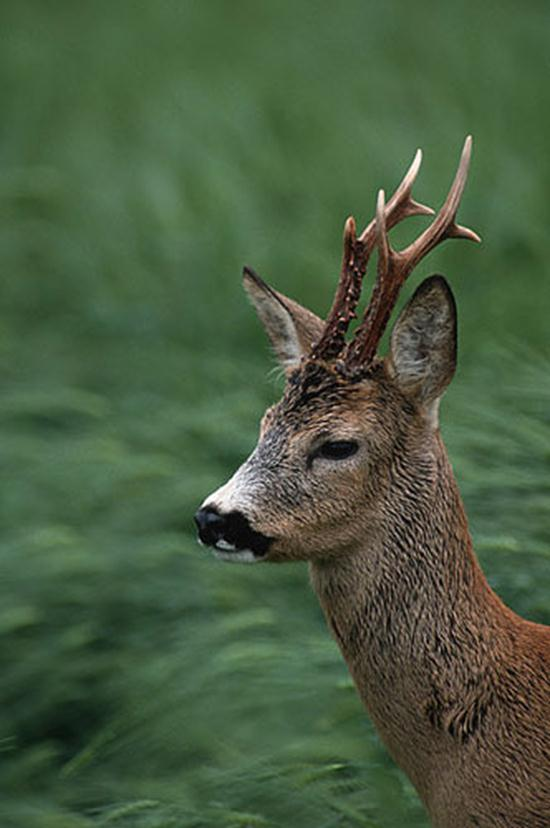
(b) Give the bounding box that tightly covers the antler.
[310,148,434,361]
[344,136,480,367]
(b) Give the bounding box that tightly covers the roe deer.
[194,137,550,827]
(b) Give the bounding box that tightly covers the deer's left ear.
[388,275,457,424]
[243,267,325,370]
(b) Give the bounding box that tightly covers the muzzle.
[194,505,272,561]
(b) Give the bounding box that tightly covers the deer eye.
[316,440,359,461]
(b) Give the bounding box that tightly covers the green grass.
[1,2,549,826]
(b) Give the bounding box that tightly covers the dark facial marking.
[194,506,273,557]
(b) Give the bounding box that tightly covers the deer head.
[195,138,479,564]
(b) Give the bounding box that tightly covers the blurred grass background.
[1,1,549,826]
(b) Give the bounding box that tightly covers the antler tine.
[358,148,434,244]
[311,148,435,362]
[375,188,390,275]
[342,188,398,367]
[346,136,480,367]
[400,135,481,270]
[309,214,361,361]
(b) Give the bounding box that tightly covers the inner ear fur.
[243,267,325,369]
[388,275,457,411]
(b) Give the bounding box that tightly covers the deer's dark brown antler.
[310,148,434,361]
[344,136,480,367]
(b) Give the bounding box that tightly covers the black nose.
[194,506,228,546]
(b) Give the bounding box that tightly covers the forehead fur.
[272,358,390,428]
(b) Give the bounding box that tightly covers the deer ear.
[243,267,325,369]
[388,275,457,424]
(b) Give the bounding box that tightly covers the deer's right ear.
[243,267,325,370]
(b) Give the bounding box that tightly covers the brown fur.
[309,430,550,826]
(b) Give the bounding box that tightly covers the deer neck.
[309,431,513,796]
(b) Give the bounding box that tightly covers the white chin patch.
[213,546,260,564]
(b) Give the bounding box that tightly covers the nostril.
[194,507,227,546]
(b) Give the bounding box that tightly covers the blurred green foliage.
[0,1,549,826]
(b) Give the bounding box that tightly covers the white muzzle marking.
[201,464,255,515]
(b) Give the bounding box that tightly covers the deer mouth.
[194,506,273,562]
